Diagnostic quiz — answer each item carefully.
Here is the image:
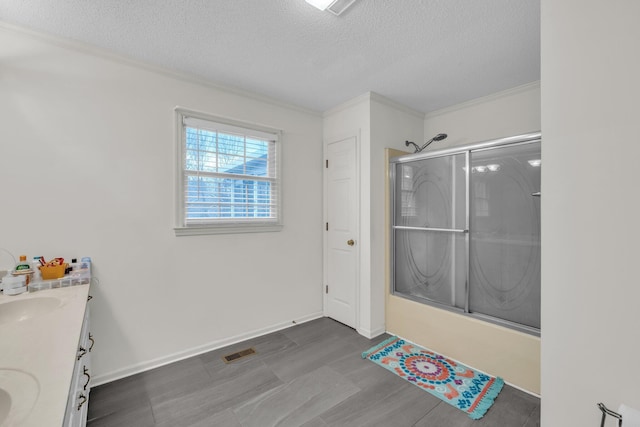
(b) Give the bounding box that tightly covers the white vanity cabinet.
[0,285,92,426]
[63,303,93,427]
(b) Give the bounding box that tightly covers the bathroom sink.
[0,297,62,325]
[0,369,40,425]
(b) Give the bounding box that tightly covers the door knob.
[347,239,355,246]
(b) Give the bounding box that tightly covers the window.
[174,108,282,235]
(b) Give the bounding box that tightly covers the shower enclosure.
[390,132,541,334]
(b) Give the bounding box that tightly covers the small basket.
[40,264,67,280]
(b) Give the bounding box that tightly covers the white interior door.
[326,136,358,328]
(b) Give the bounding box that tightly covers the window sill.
[174,224,283,236]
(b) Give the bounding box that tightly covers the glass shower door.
[468,142,541,329]
[393,153,467,309]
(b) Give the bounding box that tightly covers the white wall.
[424,81,541,149]
[323,93,423,337]
[369,96,424,334]
[0,24,324,383]
[541,2,640,425]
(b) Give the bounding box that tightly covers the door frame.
[323,131,361,330]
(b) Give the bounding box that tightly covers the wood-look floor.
[87,318,540,427]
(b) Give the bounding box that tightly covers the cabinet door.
[67,389,89,427]
[63,306,92,427]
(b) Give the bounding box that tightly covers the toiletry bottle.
[31,256,42,282]
[14,255,32,285]
[66,258,77,275]
[15,255,30,272]
[79,257,91,284]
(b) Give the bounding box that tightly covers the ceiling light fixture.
[305,0,334,10]
[305,0,358,15]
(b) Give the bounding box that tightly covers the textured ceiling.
[0,0,540,113]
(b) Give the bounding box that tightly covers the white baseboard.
[505,381,541,399]
[357,325,386,339]
[92,311,324,387]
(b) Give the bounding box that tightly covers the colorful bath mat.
[362,336,503,420]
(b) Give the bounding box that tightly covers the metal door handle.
[83,366,91,390]
[77,346,87,361]
[347,239,355,246]
[77,393,87,410]
[531,192,541,197]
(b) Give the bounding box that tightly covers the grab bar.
[598,403,622,427]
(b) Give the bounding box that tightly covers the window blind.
[181,115,280,227]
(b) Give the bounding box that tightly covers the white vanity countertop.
[0,285,90,427]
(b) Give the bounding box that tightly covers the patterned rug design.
[362,336,503,420]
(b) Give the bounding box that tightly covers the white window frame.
[174,107,283,236]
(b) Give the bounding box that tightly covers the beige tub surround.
[386,295,540,394]
[0,285,90,426]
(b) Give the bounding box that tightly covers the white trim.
[369,92,426,119]
[174,107,183,233]
[91,311,324,387]
[357,325,386,339]
[174,224,283,236]
[323,92,425,119]
[425,81,541,119]
[323,139,329,316]
[0,21,322,117]
[506,380,541,399]
[355,133,362,332]
[323,93,371,118]
[173,107,283,235]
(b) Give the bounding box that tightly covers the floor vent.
[222,347,256,363]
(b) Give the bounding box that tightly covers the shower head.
[405,134,448,153]
[420,133,447,151]
[405,140,421,152]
